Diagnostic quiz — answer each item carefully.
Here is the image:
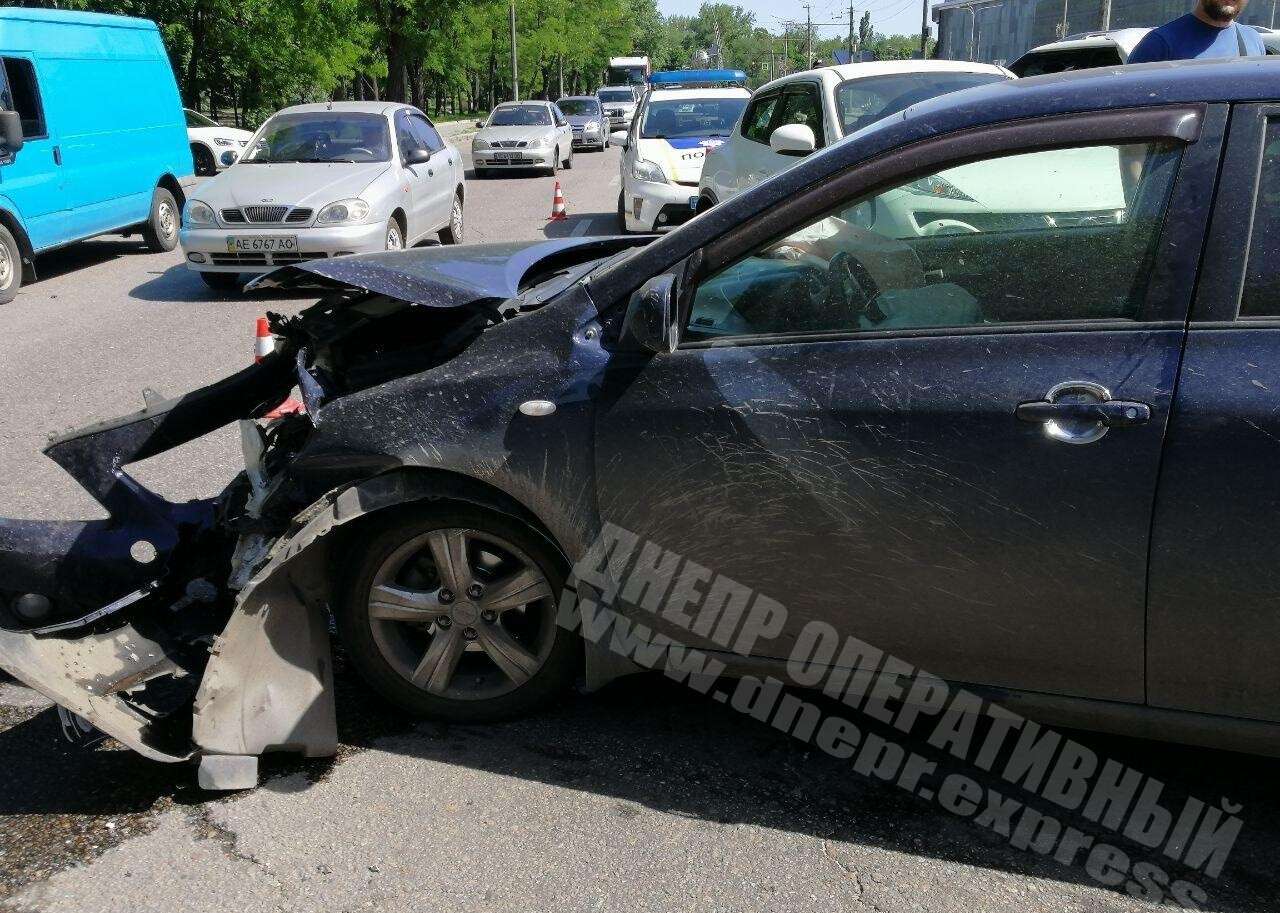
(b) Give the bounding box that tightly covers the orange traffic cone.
[253,316,305,419]
[548,180,568,221]
[253,316,274,363]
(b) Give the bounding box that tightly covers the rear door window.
[0,57,46,138]
[1240,118,1280,316]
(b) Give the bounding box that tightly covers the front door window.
[687,141,1181,342]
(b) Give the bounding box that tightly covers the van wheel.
[0,224,22,305]
[199,271,241,292]
[142,187,180,253]
[192,144,216,176]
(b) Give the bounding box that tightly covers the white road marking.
[570,218,594,237]
[609,175,619,187]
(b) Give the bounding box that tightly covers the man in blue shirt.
[1128,0,1266,62]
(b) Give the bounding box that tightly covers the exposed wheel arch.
[158,173,187,210]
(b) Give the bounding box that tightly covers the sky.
[656,0,932,42]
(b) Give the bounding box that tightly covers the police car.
[611,74,750,233]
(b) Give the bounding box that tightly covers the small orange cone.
[253,315,305,419]
[253,316,274,363]
[547,180,568,221]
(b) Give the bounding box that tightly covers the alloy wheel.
[450,196,464,242]
[365,527,557,700]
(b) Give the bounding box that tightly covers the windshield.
[835,72,1009,136]
[557,99,601,117]
[241,112,390,163]
[490,104,551,126]
[598,90,634,104]
[185,109,219,128]
[640,97,747,139]
[1010,47,1125,76]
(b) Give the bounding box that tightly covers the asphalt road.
[0,137,1278,913]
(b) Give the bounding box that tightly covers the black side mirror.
[621,274,680,353]
[404,147,432,166]
[0,111,24,157]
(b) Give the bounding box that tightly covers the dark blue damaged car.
[3,58,1280,788]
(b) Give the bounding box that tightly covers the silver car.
[471,101,574,177]
[597,85,639,132]
[179,101,466,292]
[556,96,608,151]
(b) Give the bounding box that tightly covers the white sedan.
[471,101,574,177]
[697,61,1013,209]
[179,101,465,292]
[185,108,254,176]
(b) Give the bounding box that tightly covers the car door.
[0,53,65,251]
[407,110,454,231]
[592,106,1220,702]
[552,105,571,159]
[1147,103,1280,723]
[393,109,433,240]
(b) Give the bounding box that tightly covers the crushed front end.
[0,237,642,788]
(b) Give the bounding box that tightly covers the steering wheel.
[348,147,375,158]
[825,250,881,320]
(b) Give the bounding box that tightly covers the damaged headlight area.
[0,237,648,788]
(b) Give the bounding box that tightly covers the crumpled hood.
[198,162,389,210]
[249,236,649,306]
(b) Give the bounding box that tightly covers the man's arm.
[1126,32,1170,64]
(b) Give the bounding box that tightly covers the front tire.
[616,192,631,234]
[338,506,579,721]
[564,146,573,170]
[438,190,464,245]
[141,187,179,253]
[198,271,241,292]
[0,224,22,304]
[385,217,405,250]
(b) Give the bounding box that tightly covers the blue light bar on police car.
[647,69,748,88]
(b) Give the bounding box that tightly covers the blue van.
[0,9,192,303]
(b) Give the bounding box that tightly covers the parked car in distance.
[179,101,465,292]
[697,60,1012,211]
[556,96,608,151]
[0,8,192,304]
[185,108,253,176]
[471,101,574,177]
[613,85,750,232]
[11,62,1280,786]
[1009,28,1152,75]
[597,85,640,132]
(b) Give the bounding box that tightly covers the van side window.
[1,58,46,138]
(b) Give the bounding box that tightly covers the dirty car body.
[6,60,1280,785]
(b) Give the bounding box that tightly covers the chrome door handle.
[1016,381,1150,445]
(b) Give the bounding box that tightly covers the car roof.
[494,100,552,108]
[647,87,752,101]
[755,59,1012,95]
[1022,27,1151,56]
[557,96,599,102]
[277,101,406,116]
[590,57,1280,305]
